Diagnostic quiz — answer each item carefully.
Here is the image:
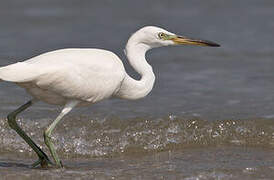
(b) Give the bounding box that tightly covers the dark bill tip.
[204,40,221,47]
[190,39,221,47]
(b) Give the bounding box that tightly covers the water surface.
[0,0,274,179]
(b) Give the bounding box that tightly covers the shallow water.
[0,115,274,179]
[1,147,274,179]
[0,0,274,179]
[1,116,274,157]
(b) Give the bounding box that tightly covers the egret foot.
[31,156,54,168]
[44,130,63,168]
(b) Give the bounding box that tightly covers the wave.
[0,115,273,158]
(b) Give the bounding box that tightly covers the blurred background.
[0,0,274,121]
[0,0,274,120]
[0,1,274,179]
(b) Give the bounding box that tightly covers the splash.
[0,115,273,158]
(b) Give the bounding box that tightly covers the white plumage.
[0,48,125,105]
[1,26,219,168]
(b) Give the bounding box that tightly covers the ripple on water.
[0,115,273,158]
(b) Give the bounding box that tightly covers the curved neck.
[116,42,155,100]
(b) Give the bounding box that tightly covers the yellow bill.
[171,35,220,47]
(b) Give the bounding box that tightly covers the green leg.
[7,100,52,168]
[44,100,78,168]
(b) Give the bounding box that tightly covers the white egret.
[0,26,220,168]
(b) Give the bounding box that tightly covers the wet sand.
[1,147,274,180]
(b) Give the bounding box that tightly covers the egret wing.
[0,48,125,102]
[33,61,124,102]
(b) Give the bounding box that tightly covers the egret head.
[127,26,220,49]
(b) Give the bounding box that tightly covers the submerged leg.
[7,100,52,168]
[44,100,79,167]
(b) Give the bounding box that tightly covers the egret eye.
[158,32,165,39]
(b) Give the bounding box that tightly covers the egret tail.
[0,62,42,82]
